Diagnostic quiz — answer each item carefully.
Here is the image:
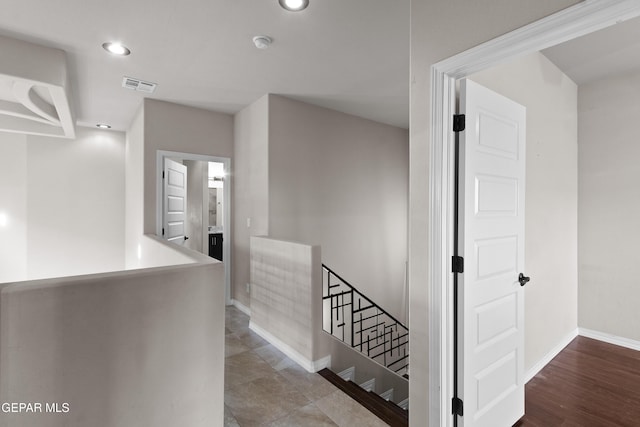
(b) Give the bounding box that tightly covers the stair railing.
[322,264,409,377]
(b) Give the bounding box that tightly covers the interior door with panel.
[163,158,188,245]
[457,78,527,427]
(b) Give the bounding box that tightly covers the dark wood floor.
[515,336,640,427]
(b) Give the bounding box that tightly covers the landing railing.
[322,264,409,377]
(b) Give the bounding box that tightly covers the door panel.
[458,79,526,427]
[163,159,188,245]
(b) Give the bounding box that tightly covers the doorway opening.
[428,1,640,426]
[156,150,232,305]
[207,161,225,262]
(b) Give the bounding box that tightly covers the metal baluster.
[321,264,409,375]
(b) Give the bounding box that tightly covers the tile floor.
[224,306,388,427]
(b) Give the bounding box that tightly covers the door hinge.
[162,171,165,179]
[162,228,165,236]
[452,256,464,273]
[452,397,464,416]
[453,114,466,132]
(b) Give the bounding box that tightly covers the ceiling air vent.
[122,76,157,93]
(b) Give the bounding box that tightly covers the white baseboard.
[249,321,331,373]
[525,328,578,384]
[312,355,332,372]
[579,328,640,352]
[231,299,251,316]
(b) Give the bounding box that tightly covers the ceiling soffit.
[0,35,75,138]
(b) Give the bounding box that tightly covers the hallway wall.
[232,95,409,320]
[0,127,126,282]
[0,133,27,282]
[268,95,409,321]
[141,99,233,235]
[578,70,640,342]
[125,106,145,268]
[232,95,269,308]
[125,99,234,269]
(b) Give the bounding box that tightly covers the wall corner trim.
[249,321,331,373]
[525,328,578,384]
[579,328,640,352]
[231,299,251,316]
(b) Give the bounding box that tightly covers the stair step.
[397,398,409,411]
[318,368,408,427]
[337,366,355,382]
[379,388,394,401]
[359,378,376,392]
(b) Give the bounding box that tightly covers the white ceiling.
[542,15,640,85]
[4,1,637,136]
[0,0,410,132]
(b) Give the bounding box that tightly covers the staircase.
[321,264,409,426]
[319,367,408,427]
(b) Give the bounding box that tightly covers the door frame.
[156,150,232,306]
[428,1,640,426]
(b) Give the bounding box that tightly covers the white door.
[458,79,526,426]
[163,158,188,245]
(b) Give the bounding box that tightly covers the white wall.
[471,51,578,373]
[268,95,409,321]
[409,1,582,424]
[0,253,224,427]
[578,71,640,342]
[232,95,409,318]
[125,106,145,268]
[0,127,126,282]
[232,95,269,307]
[0,133,28,282]
[26,128,126,279]
[125,99,233,269]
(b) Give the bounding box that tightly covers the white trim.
[249,321,331,373]
[525,328,578,384]
[429,2,640,426]
[428,67,456,426]
[156,150,233,306]
[434,0,640,82]
[231,298,251,316]
[579,328,640,352]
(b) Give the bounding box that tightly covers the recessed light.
[279,0,309,12]
[96,123,111,129]
[102,42,131,56]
